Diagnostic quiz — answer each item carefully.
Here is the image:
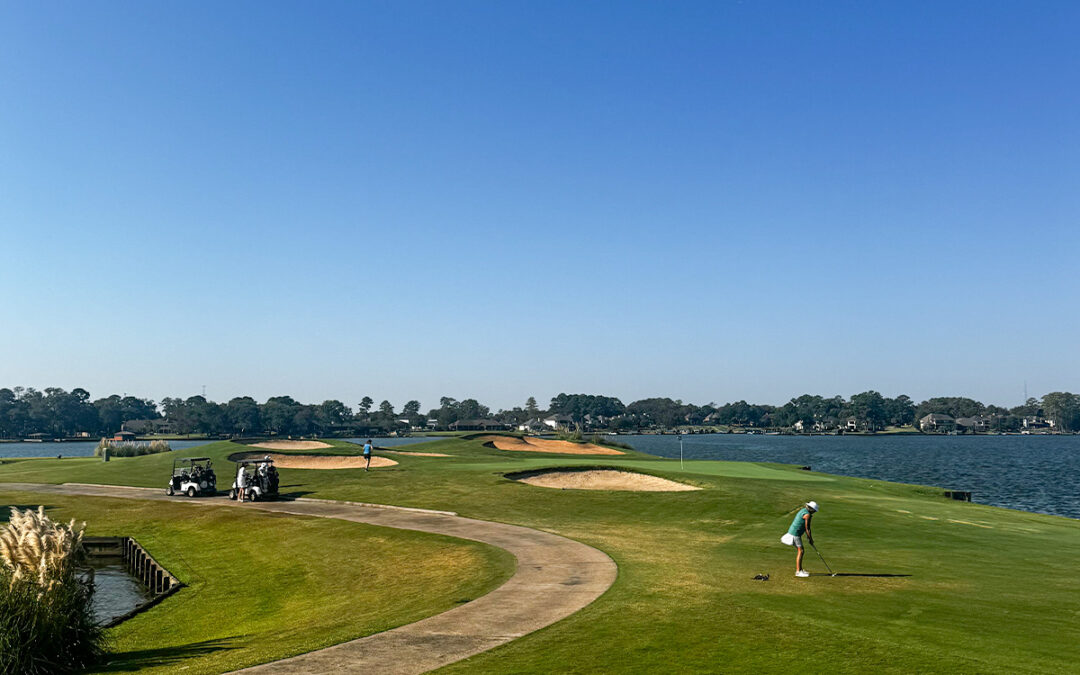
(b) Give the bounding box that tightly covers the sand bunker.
[508,468,698,492]
[250,440,332,451]
[484,436,624,455]
[235,452,398,470]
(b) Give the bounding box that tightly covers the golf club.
[810,542,836,576]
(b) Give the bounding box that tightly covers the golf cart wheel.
[187,486,197,498]
[229,488,237,500]
[166,485,174,496]
[246,491,256,502]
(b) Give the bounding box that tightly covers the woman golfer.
[780,500,818,577]
[363,439,373,471]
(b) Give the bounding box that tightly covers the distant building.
[449,419,509,432]
[112,430,137,441]
[543,414,575,430]
[518,418,547,433]
[919,413,955,432]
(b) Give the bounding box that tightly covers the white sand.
[510,469,698,492]
[484,435,624,456]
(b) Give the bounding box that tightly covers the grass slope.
[0,488,513,675]
[2,436,1078,673]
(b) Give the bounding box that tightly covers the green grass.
[2,436,1079,673]
[0,488,513,675]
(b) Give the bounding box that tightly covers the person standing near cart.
[363,439,373,471]
[235,463,248,502]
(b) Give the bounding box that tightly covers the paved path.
[2,483,617,674]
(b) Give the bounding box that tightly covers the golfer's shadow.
[815,573,912,578]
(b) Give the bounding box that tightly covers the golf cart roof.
[236,458,274,465]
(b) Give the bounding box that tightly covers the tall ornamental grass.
[94,438,171,457]
[0,506,105,674]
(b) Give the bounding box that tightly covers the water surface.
[0,439,211,459]
[612,434,1080,519]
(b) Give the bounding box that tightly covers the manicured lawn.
[0,488,513,675]
[2,435,1079,673]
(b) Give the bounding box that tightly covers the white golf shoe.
[795,570,810,578]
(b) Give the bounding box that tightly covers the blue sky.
[1,1,1077,411]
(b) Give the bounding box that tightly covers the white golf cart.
[229,457,280,501]
[167,457,217,497]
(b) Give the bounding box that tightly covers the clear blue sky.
[1,1,1077,411]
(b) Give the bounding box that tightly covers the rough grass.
[1,437,1079,674]
[0,490,513,675]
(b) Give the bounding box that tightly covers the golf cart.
[230,457,279,501]
[167,457,217,497]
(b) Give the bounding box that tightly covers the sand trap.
[250,440,332,451]
[235,452,398,470]
[380,450,451,457]
[484,436,624,455]
[508,468,698,492]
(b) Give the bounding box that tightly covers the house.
[919,413,955,432]
[425,418,439,430]
[793,420,805,432]
[844,417,860,431]
[112,430,137,442]
[517,418,547,433]
[543,414,575,430]
[1022,416,1053,430]
[449,419,510,432]
[956,416,992,433]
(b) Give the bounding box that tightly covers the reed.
[94,438,171,457]
[0,506,105,674]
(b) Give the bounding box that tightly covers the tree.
[402,400,422,425]
[378,400,395,419]
[525,396,540,418]
[263,396,301,435]
[358,397,374,418]
[227,397,261,435]
[1042,392,1080,431]
[315,400,350,434]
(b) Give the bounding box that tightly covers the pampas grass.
[94,438,171,457]
[0,506,105,674]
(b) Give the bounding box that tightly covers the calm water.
[88,558,154,625]
[344,437,449,448]
[0,440,211,459]
[611,434,1080,519]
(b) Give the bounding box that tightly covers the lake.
[0,440,214,459]
[611,434,1080,519]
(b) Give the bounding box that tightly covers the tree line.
[2,386,1079,438]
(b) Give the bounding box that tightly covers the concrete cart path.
[2,483,617,675]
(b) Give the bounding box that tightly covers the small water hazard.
[87,558,155,625]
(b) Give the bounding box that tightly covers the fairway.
[1,436,1078,673]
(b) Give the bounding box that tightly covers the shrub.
[94,439,171,457]
[0,507,105,674]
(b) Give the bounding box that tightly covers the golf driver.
[810,542,836,576]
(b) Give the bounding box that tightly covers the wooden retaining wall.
[84,536,182,627]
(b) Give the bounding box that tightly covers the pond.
[87,557,154,626]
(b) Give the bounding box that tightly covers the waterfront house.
[919,413,955,432]
[517,418,547,433]
[449,419,509,432]
[1022,416,1053,430]
[112,430,137,442]
[543,414,575,430]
